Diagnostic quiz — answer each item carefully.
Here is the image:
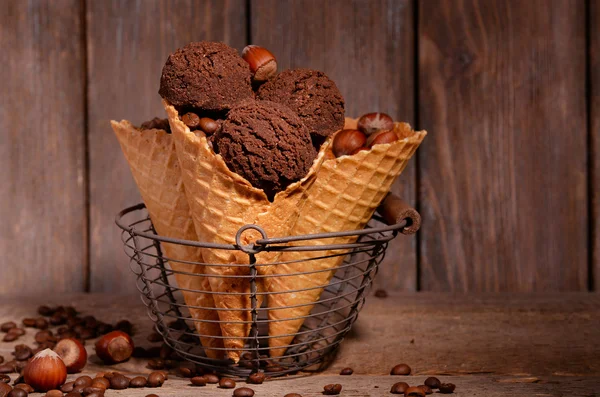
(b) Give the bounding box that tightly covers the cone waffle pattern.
[265,121,427,357]
[111,120,224,359]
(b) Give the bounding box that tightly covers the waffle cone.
[265,119,427,357]
[111,120,223,359]
[164,101,329,362]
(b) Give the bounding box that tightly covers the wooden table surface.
[1,293,598,396]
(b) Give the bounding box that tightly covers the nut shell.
[94,331,134,364]
[54,338,87,373]
[357,112,394,136]
[22,349,67,392]
[332,129,367,158]
[242,45,277,82]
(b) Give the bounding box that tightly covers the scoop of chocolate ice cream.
[256,68,345,142]
[212,100,316,200]
[159,41,253,112]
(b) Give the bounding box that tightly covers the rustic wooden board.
[87,0,247,292]
[0,0,86,293]
[592,0,600,291]
[251,0,418,291]
[418,0,588,291]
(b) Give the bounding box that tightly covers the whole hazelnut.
[332,129,367,158]
[366,130,398,148]
[54,338,87,373]
[22,349,67,392]
[242,45,277,82]
[357,112,394,136]
[94,331,134,364]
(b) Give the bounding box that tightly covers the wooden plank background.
[0,0,596,294]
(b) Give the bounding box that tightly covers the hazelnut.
[332,129,367,158]
[242,45,277,82]
[366,130,398,148]
[94,331,134,364]
[357,112,394,136]
[54,338,87,373]
[22,349,67,392]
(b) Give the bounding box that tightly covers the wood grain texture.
[418,0,588,291]
[87,0,247,292]
[592,0,599,291]
[251,0,417,291]
[0,0,86,293]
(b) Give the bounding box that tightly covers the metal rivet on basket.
[235,225,268,254]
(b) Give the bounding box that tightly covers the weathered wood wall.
[0,0,596,294]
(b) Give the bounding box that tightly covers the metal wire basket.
[115,194,420,378]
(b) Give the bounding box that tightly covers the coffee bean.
[91,378,109,390]
[265,365,285,372]
[147,372,165,388]
[374,289,388,298]
[61,381,75,392]
[405,386,426,397]
[182,113,201,129]
[13,347,31,362]
[72,385,85,394]
[246,372,265,384]
[129,376,147,388]
[147,358,165,370]
[323,384,342,395]
[79,328,95,340]
[390,382,409,394]
[284,394,302,397]
[145,394,159,397]
[82,386,104,395]
[178,366,194,378]
[390,363,411,375]
[34,318,48,329]
[64,393,82,397]
[109,375,129,390]
[21,319,35,328]
[7,329,24,337]
[190,376,206,386]
[13,385,32,394]
[44,390,62,397]
[49,315,65,326]
[0,323,16,333]
[0,383,11,397]
[0,364,15,374]
[37,306,54,317]
[75,376,93,387]
[0,375,9,383]
[424,377,440,389]
[439,383,456,394]
[2,334,17,343]
[204,374,219,384]
[34,331,52,344]
[339,367,353,375]
[219,377,236,389]
[159,344,173,360]
[418,385,433,395]
[147,332,162,343]
[234,387,255,397]
[6,388,26,397]
[198,118,219,135]
[95,323,112,335]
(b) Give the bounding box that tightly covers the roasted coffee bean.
[0,364,15,374]
[79,328,94,340]
[34,318,48,330]
[374,289,388,298]
[323,384,342,395]
[13,362,26,373]
[147,372,165,388]
[145,394,159,397]
[265,365,285,372]
[439,383,456,394]
[115,320,133,335]
[64,307,77,317]
[49,315,65,326]
[178,366,194,378]
[13,385,33,394]
[0,375,9,383]
[37,306,54,317]
[148,358,165,370]
[75,376,93,387]
[34,331,52,344]
[159,344,173,360]
[12,347,31,362]
[7,329,24,337]
[203,374,219,384]
[424,377,440,389]
[405,386,426,397]
[6,388,27,397]
[339,367,353,375]
[219,378,236,389]
[72,386,85,395]
[21,319,36,328]
[164,359,178,369]
[147,332,162,343]
[91,378,109,390]
[2,334,17,343]
[0,323,16,333]
[64,393,82,397]
[198,118,219,135]
[61,381,75,392]
[418,385,433,395]
[95,323,112,335]
[181,112,201,129]
[82,386,104,395]
[246,372,265,384]
[234,387,255,397]
[129,376,147,388]
[44,390,62,397]
[390,382,409,394]
[0,383,11,397]
[82,316,97,328]
[390,363,411,375]
[109,375,129,390]
[283,394,302,397]
[190,376,206,386]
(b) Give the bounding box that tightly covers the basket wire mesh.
[115,199,416,377]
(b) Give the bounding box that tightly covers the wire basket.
[115,194,420,378]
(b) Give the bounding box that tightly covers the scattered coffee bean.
[91,378,109,390]
[246,372,265,384]
[44,390,62,397]
[61,381,75,392]
[34,330,53,344]
[0,383,11,397]
[219,377,236,389]
[0,375,9,383]
[0,323,16,333]
[323,384,342,395]
[159,344,173,360]
[49,315,65,326]
[164,359,178,369]
[147,332,162,343]
[390,363,411,375]
[181,112,201,129]
[198,118,219,135]
[6,388,26,397]
[129,376,147,388]
[2,334,17,343]
[390,382,409,394]
[21,319,36,328]
[72,385,85,394]
[148,358,165,370]
[12,347,31,362]
[284,394,302,397]
[34,318,48,329]
[265,365,285,372]
[37,306,54,317]
[190,376,206,386]
[0,364,15,374]
[75,376,93,387]
[145,395,159,397]
[439,383,456,394]
[64,393,82,397]
[405,386,426,397]
[418,385,433,395]
[13,385,32,393]
[82,386,104,395]
[147,372,165,388]
[234,387,255,397]
[7,329,24,337]
[178,366,194,378]
[374,289,388,298]
[109,375,129,390]
[204,374,219,384]
[424,377,440,389]
[339,367,353,375]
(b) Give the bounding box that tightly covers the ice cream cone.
[264,119,427,357]
[111,120,224,359]
[165,101,330,362]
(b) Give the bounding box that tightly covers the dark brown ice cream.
[159,42,253,112]
[212,100,316,200]
[257,68,345,142]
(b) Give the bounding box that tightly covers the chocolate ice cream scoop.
[212,100,316,200]
[256,68,345,143]
[159,41,253,112]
